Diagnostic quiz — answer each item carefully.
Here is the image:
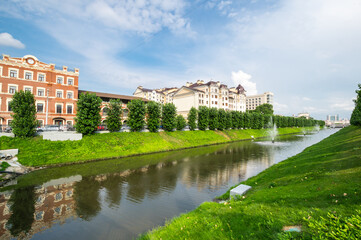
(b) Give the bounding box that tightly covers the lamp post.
[46,89,49,125]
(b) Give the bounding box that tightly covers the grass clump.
[140,126,361,239]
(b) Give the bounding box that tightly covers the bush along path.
[139,126,361,240]
[0,127,315,167]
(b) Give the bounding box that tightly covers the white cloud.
[273,102,288,112]
[231,70,257,95]
[302,97,311,101]
[330,100,355,111]
[0,33,25,49]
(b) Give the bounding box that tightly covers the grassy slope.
[0,127,310,167]
[140,126,361,239]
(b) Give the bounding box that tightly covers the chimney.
[63,66,68,71]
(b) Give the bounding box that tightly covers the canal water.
[0,129,338,240]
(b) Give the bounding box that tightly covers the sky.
[0,0,360,120]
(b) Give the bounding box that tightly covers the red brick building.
[0,54,79,126]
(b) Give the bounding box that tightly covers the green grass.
[0,127,311,167]
[139,126,361,239]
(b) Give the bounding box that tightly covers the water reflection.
[0,129,338,240]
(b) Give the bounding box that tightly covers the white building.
[245,92,274,111]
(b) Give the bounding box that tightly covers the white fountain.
[314,124,320,133]
[301,127,307,136]
[267,117,278,143]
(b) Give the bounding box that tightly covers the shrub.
[217,109,226,131]
[162,103,177,131]
[351,83,361,126]
[127,99,146,132]
[9,91,37,138]
[146,101,161,132]
[75,92,102,135]
[188,107,197,131]
[208,107,219,130]
[106,99,122,132]
[176,115,187,130]
[198,106,209,130]
[243,112,251,129]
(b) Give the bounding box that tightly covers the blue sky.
[1,0,360,120]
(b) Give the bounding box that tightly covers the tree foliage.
[208,107,219,130]
[9,91,37,137]
[254,103,274,115]
[106,99,122,132]
[187,107,197,131]
[75,92,102,135]
[225,111,232,130]
[162,103,177,131]
[127,99,146,132]
[176,115,187,130]
[231,111,240,129]
[218,109,227,130]
[198,106,209,130]
[350,83,361,126]
[146,101,161,132]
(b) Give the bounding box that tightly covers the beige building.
[134,80,247,116]
[245,92,274,111]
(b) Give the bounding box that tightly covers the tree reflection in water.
[7,186,36,237]
[74,177,101,220]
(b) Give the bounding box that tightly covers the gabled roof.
[173,86,205,96]
[79,90,148,102]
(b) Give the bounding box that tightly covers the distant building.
[325,114,349,127]
[0,54,79,126]
[245,92,274,111]
[297,112,310,119]
[327,114,339,122]
[134,80,248,116]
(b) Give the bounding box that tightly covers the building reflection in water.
[0,139,282,239]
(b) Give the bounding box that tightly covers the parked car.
[4,126,12,133]
[37,125,62,132]
[97,125,107,131]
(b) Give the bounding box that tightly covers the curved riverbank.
[140,126,361,239]
[0,127,315,167]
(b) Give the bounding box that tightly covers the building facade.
[245,92,274,111]
[134,80,248,116]
[0,54,79,126]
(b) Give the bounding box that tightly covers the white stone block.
[0,149,18,156]
[230,184,251,199]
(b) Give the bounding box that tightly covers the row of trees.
[8,91,326,137]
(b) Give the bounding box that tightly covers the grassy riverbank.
[0,127,312,167]
[140,126,361,239]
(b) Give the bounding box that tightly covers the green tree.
[231,111,240,129]
[208,107,219,130]
[106,99,122,132]
[146,101,161,132]
[187,107,197,131]
[9,91,37,137]
[225,111,232,129]
[75,92,102,135]
[162,103,177,131]
[350,84,361,126]
[176,115,187,130]
[127,99,146,131]
[198,106,209,130]
[254,103,274,115]
[243,112,251,129]
[218,109,227,130]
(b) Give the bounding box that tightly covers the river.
[0,129,338,239]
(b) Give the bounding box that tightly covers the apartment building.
[133,86,178,104]
[134,80,247,116]
[245,92,274,111]
[0,54,79,126]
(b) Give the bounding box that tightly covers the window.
[24,87,32,93]
[67,92,73,99]
[102,107,109,116]
[56,91,63,98]
[215,101,218,105]
[38,74,45,82]
[37,103,44,113]
[57,77,63,84]
[68,78,73,85]
[8,101,12,111]
[25,72,32,80]
[10,70,17,78]
[9,86,17,94]
[56,105,62,114]
[199,100,201,104]
[67,105,73,114]
[38,89,45,96]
